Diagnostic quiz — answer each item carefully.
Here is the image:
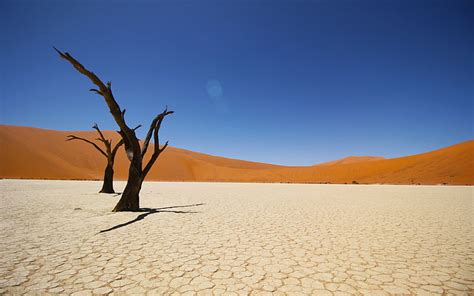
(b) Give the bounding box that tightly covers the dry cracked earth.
[0,180,472,295]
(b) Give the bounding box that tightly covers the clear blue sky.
[1,0,472,165]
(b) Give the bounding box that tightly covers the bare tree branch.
[92,123,112,150]
[111,139,124,157]
[141,117,160,157]
[141,106,173,157]
[92,123,106,141]
[160,141,169,153]
[142,108,174,177]
[89,88,103,96]
[54,47,141,158]
[66,135,108,158]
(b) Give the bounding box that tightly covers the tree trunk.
[99,162,115,194]
[112,163,142,211]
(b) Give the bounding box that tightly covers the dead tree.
[66,124,138,194]
[55,47,173,212]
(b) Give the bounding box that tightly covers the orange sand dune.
[316,156,385,166]
[1,125,472,185]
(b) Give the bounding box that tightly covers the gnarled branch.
[111,140,124,158]
[54,47,140,158]
[92,123,111,151]
[142,108,174,177]
[66,135,108,158]
[141,106,173,157]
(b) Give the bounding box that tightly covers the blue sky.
[1,0,472,165]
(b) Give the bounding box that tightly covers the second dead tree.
[66,123,129,194]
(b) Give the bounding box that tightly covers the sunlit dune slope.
[0,125,282,181]
[1,125,472,185]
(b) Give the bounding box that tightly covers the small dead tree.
[66,123,138,194]
[55,47,173,212]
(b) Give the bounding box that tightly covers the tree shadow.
[99,203,204,233]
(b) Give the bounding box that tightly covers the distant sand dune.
[316,156,385,166]
[0,125,473,185]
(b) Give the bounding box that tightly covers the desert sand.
[1,180,472,295]
[1,125,473,185]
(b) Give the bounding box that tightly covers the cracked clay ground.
[0,180,472,295]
